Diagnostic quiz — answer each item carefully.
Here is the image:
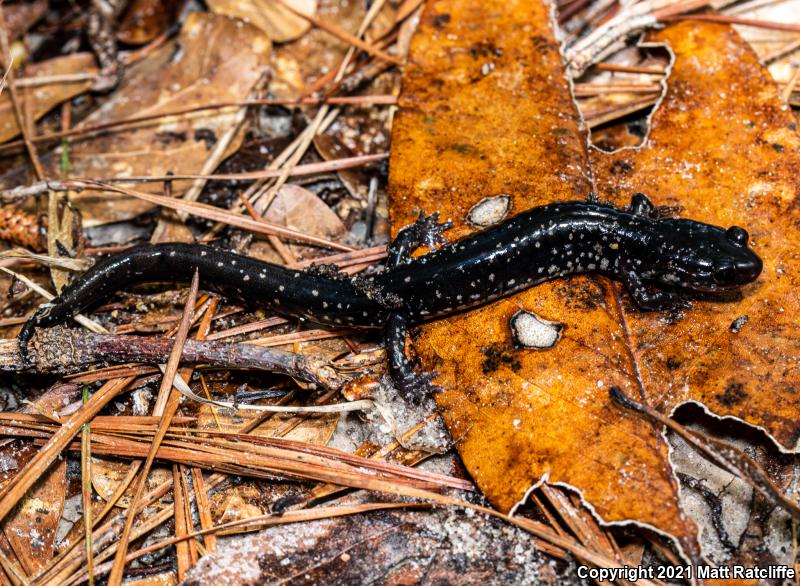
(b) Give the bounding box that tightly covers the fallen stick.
[1,326,345,389]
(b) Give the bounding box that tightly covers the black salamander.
[18,194,763,401]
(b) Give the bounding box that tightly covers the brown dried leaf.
[271,0,364,99]
[0,54,96,143]
[262,183,346,256]
[2,0,47,42]
[0,386,77,574]
[207,0,318,43]
[46,195,83,293]
[184,482,575,586]
[2,458,66,574]
[51,13,270,224]
[216,492,265,524]
[91,457,170,508]
[117,0,183,45]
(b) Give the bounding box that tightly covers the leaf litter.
[0,0,796,583]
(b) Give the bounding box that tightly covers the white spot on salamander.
[509,310,564,349]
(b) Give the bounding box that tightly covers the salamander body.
[18,194,763,400]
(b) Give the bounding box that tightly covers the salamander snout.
[712,256,762,287]
[734,253,762,284]
[710,231,762,288]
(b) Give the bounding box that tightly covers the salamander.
[18,193,763,401]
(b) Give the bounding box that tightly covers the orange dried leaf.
[591,23,800,454]
[388,0,798,556]
[91,457,171,508]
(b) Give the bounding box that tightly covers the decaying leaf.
[91,458,171,508]
[207,0,317,43]
[389,0,800,558]
[2,0,47,43]
[591,23,800,453]
[3,13,271,225]
[263,183,346,255]
[0,385,77,574]
[184,481,577,586]
[117,0,183,45]
[46,194,83,293]
[2,458,66,574]
[0,54,96,144]
[270,0,364,99]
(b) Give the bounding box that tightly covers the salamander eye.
[714,263,736,284]
[726,226,749,247]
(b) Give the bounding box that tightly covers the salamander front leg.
[622,268,692,311]
[385,313,440,404]
[388,210,452,266]
[628,193,659,219]
[628,192,680,220]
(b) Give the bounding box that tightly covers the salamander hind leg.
[385,313,440,404]
[18,315,38,364]
[18,303,59,364]
[388,210,452,267]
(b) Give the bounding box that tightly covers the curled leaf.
[207,0,318,43]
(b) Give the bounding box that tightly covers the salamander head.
[648,221,762,292]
